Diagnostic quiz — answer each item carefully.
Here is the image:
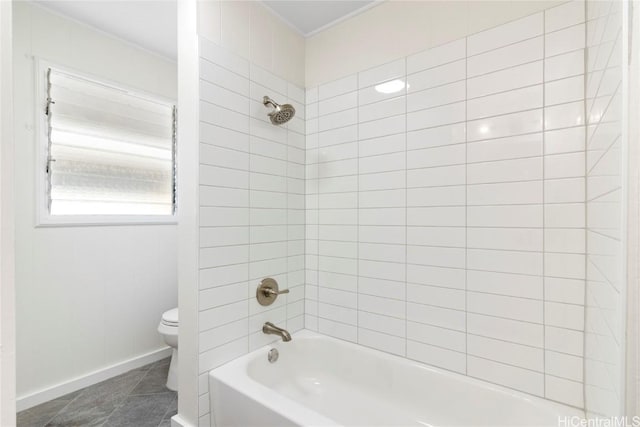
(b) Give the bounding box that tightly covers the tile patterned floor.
[17,358,177,427]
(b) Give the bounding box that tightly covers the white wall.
[13,2,177,408]
[584,0,625,417]
[305,0,564,87]
[305,1,588,409]
[0,0,16,424]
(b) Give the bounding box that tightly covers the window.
[38,63,176,225]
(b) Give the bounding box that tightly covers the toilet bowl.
[158,308,178,391]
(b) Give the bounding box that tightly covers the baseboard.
[17,346,172,412]
[171,414,197,427]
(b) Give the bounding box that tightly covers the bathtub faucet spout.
[263,322,292,342]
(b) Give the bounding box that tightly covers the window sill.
[36,215,178,228]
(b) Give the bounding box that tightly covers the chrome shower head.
[263,96,296,125]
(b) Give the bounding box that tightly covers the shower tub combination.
[209,330,582,426]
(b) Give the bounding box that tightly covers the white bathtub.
[209,330,582,426]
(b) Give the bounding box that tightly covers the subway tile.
[407,165,466,188]
[467,61,543,99]
[545,1,585,33]
[406,226,466,248]
[545,350,583,382]
[359,311,406,337]
[407,340,466,374]
[545,375,584,407]
[467,334,543,372]
[407,60,466,92]
[359,328,405,356]
[407,144,465,169]
[319,91,358,116]
[467,133,543,163]
[407,102,465,131]
[545,101,585,130]
[545,178,585,203]
[407,186,466,207]
[407,207,465,227]
[467,227,543,252]
[467,13,543,56]
[467,270,543,300]
[545,326,584,356]
[359,152,406,174]
[467,313,543,348]
[545,301,585,330]
[407,245,465,269]
[407,123,466,151]
[545,24,585,57]
[468,292,543,323]
[467,157,542,184]
[468,205,543,228]
[359,170,406,191]
[407,321,466,352]
[358,58,406,89]
[359,189,406,208]
[467,249,543,276]
[544,277,585,305]
[318,74,358,100]
[468,356,544,396]
[359,133,406,157]
[407,284,465,310]
[545,49,585,81]
[467,85,543,120]
[359,115,406,140]
[359,96,406,122]
[467,181,543,205]
[407,81,465,113]
[545,75,585,106]
[467,109,543,142]
[359,293,405,318]
[407,264,465,290]
[467,37,543,77]
[407,302,466,331]
[407,38,466,74]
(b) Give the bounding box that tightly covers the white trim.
[16,346,172,412]
[0,0,16,425]
[33,58,178,227]
[259,0,385,38]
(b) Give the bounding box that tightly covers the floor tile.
[103,392,175,427]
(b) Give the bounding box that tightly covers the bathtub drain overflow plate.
[268,348,279,363]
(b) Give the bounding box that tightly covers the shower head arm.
[263,96,278,109]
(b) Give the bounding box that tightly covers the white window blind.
[45,67,176,217]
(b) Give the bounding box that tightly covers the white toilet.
[158,307,178,391]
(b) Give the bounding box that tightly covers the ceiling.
[262,1,377,36]
[32,0,379,60]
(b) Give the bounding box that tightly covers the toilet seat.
[161,308,178,327]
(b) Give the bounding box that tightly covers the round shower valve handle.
[256,278,289,306]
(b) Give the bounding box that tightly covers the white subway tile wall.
[197,38,305,425]
[584,0,624,417]
[191,1,626,421]
[306,1,587,408]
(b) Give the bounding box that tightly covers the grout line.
[464,35,469,375]
[405,56,409,358]
[581,1,589,407]
[542,11,548,397]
